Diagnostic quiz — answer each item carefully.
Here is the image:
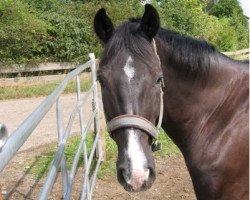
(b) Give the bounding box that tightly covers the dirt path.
[0,94,93,151]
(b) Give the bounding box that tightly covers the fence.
[222,48,249,60]
[222,48,249,56]
[0,53,103,200]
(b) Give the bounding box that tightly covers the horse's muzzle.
[117,166,156,192]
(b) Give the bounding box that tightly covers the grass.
[0,78,91,100]
[29,129,180,180]
[30,134,94,179]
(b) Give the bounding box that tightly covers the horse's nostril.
[117,168,129,186]
[148,167,156,179]
[148,167,156,185]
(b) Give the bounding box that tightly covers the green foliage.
[154,0,248,51]
[209,0,243,18]
[209,0,249,50]
[0,0,248,65]
[0,0,50,64]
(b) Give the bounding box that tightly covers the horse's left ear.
[140,4,160,39]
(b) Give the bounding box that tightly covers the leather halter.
[106,39,164,140]
[106,83,164,139]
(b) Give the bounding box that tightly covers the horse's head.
[94,4,163,192]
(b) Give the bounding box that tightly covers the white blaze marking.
[122,57,149,188]
[123,55,135,114]
[127,128,147,171]
[123,56,135,82]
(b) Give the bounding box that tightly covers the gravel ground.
[0,93,93,151]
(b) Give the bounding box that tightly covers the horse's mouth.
[123,181,153,192]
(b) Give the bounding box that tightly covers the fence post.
[89,54,106,162]
[97,84,107,162]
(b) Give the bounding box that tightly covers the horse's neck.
[161,52,248,156]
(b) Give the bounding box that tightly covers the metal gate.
[0,53,103,200]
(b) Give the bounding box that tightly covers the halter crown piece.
[106,39,164,151]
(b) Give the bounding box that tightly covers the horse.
[94,4,249,200]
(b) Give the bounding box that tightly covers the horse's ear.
[140,4,160,39]
[94,8,114,43]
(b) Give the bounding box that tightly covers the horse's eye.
[156,76,163,85]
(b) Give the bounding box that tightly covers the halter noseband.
[106,82,164,140]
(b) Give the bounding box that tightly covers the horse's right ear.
[94,8,114,43]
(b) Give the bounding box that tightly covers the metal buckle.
[152,140,162,152]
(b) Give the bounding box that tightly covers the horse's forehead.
[100,50,160,80]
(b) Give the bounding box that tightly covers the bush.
[0,0,50,64]
[0,0,248,65]
[209,0,249,50]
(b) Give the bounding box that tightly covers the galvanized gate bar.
[0,60,92,172]
[64,109,98,199]
[76,74,91,199]
[38,85,96,200]
[64,75,90,199]
[80,53,102,200]
[56,97,69,198]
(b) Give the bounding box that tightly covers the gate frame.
[0,53,105,200]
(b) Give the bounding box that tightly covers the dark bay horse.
[94,4,249,200]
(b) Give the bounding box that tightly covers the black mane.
[103,18,217,78]
[157,28,216,78]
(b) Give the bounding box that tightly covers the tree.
[209,0,249,49]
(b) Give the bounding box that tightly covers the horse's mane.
[103,18,217,78]
[157,28,216,78]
